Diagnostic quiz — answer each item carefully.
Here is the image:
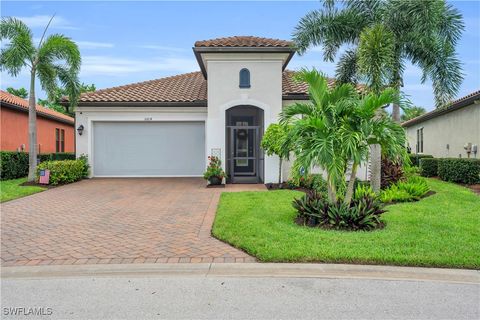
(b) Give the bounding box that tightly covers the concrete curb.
[2,263,479,284]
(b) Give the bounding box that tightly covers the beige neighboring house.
[402,90,480,159]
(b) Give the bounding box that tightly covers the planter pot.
[209,176,223,185]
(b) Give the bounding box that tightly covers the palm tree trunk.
[370,144,381,192]
[278,158,282,184]
[392,103,401,123]
[344,162,358,205]
[27,70,37,182]
[326,173,337,203]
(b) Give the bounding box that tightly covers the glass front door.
[227,126,261,183]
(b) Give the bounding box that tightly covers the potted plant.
[203,156,226,185]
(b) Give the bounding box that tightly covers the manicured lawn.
[213,178,480,269]
[0,178,46,202]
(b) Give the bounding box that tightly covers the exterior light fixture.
[77,124,84,136]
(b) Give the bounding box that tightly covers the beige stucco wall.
[405,103,480,159]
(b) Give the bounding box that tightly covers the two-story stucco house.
[403,90,480,159]
[73,36,360,183]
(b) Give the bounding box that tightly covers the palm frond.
[0,17,35,75]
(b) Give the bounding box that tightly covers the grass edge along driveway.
[0,178,45,203]
[213,178,480,269]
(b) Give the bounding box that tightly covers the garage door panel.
[93,122,205,176]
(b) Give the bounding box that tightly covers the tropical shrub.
[261,123,292,184]
[36,159,89,185]
[381,157,404,189]
[287,174,328,194]
[281,69,407,206]
[408,154,433,167]
[437,158,480,185]
[380,176,430,203]
[293,188,386,231]
[420,158,440,177]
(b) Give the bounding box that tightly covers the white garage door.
[93,122,205,176]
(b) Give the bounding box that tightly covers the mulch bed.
[294,216,386,231]
[21,181,59,189]
[265,183,309,193]
[466,184,480,195]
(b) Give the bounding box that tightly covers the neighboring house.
[403,90,480,159]
[71,36,362,183]
[0,90,75,153]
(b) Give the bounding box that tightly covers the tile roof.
[1,90,74,124]
[194,36,293,48]
[76,70,312,105]
[402,90,480,127]
[77,72,207,104]
[75,70,364,105]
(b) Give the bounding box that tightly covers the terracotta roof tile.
[194,36,293,48]
[1,90,74,124]
[78,72,207,103]
[75,70,364,105]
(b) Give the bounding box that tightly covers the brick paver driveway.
[1,178,263,267]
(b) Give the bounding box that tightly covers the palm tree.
[1,17,81,181]
[293,0,464,122]
[281,69,406,204]
[401,106,427,121]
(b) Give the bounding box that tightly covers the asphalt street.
[2,274,479,319]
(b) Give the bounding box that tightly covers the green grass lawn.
[213,178,480,269]
[0,178,46,203]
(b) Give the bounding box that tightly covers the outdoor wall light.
[77,124,84,136]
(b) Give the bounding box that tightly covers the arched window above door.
[239,68,251,88]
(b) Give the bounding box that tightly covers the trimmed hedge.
[1,152,29,180]
[38,153,75,162]
[408,154,433,166]
[36,157,89,185]
[437,158,480,185]
[1,152,76,180]
[419,158,440,177]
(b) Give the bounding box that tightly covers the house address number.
[144,117,153,121]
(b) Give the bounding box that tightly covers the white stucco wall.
[204,52,289,183]
[75,106,207,177]
[405,103,480,159]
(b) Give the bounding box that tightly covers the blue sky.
[1,1,479,111]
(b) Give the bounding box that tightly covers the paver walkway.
[1,178,265,266]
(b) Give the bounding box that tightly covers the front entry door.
[227,126,261,183]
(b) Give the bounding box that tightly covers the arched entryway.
[225,105,264,183]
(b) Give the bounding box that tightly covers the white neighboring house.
[402,90,480,159]
[73,36,364,183]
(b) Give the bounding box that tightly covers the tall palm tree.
[1,17,81,181]
[293,0,464,122]
[281,69,406,204]
[401,106,427,121]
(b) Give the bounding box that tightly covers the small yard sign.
[39,169,50,185]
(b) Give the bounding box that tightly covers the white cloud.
[13,15,78,30]
[76,41,115,49]
[80,56,198,76]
